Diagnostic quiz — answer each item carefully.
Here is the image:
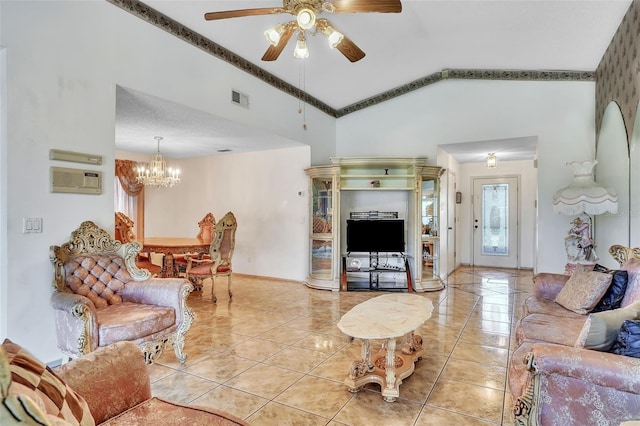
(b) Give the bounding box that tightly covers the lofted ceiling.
[112,0,632,162]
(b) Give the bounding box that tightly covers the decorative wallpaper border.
[107,0,595,119]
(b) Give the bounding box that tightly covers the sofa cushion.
[522,295,586,319]
[555,266,612,314]
[516,314,588,347]
[2,339,94,426]
[100,397,249,425]
[96,303,175,346]
[612,319,640,357]
[621,271,640,308]
[591,265,629,312]
[575,300,640,351]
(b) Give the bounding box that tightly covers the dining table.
[141,237,211,278]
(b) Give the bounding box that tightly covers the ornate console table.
[337,293,433,402]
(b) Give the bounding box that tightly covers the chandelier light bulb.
[293,31,309,59]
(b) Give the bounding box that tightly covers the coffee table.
[337,293,433,402]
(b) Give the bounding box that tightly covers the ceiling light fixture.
[293,31,309,59]
[317,19,344,48]
[296,8,316,30]
[136,136,180,188]
[264,23,286,46]
[487,153,497,169]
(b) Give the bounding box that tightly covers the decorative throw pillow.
[575,300,640,350]
[621,271,640,308]
[591,264,629,312]
[555,266,613,314]
[611,319,640,357]
[2,339,95,426]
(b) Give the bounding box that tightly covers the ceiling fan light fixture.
[321,24,344,48]
[293,31,309,59]
[264,23,286,46]
[296,8,316,30]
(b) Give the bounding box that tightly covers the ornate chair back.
[196,212,216,243]
[114,212,135,243]
[210,211,237,267]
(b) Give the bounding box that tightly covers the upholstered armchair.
[114,211,162,276]
[185,211,237,303]
[50,221,195,364]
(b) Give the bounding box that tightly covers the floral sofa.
[509,245,640,425]
[0,339,249,425]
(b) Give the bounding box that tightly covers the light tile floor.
[150,266,533,425]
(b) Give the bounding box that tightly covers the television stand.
[341,252,413,292]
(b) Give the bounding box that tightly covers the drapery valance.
[115,159,144,196]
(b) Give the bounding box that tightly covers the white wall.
[336,79,595,273]
[1,47,7,339]
[1,1,332,362]
[124,146,311,281]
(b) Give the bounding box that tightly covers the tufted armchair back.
[63,255,134,308]
[50,221,194,364]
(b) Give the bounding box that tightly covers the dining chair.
[114,212,162,276]
[185,211,237,303]
[174,212,217,274]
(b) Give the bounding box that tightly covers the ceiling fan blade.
[261,26,297,61]
[204,7,285,21]
[336,35,366,62]
[330,0,402,14]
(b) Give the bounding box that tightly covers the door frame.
[471,175,521,268]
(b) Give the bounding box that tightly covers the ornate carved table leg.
[347,338,375,392]
[383,337,398,402]
[400,331,423,356]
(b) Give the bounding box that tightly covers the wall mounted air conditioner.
[50,166,102,194]
[49,149,103,165]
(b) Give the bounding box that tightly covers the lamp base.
[564,262,596,276]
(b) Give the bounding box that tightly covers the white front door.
[472,177,519,268]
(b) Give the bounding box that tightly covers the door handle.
[448,227,452,230]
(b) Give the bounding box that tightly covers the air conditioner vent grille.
[231,90,249,108]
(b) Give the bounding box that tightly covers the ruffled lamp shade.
[552,160,618,216]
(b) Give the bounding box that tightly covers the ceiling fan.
[204,0,402,63]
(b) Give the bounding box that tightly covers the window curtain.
[115,159,145,239]
[115,159,143,195]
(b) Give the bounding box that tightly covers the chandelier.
[136,136,180,188]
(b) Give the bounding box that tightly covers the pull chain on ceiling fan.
[204,0,402,62]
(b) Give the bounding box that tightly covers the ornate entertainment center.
[305,157,444,292]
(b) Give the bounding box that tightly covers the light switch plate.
[23,217,43,233]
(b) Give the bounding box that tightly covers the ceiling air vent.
[231,89,249,108]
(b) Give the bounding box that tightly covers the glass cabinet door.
[421,178,439,282]
[310,177,333,279]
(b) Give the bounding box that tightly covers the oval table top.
[337,293,433,340]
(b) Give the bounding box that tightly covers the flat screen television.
[346,219,405,253]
